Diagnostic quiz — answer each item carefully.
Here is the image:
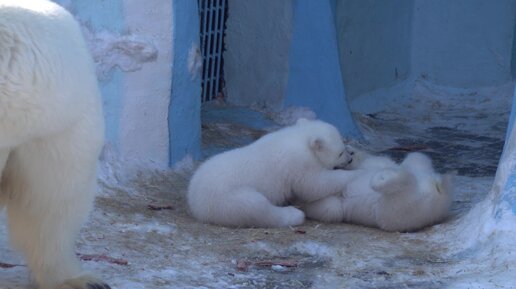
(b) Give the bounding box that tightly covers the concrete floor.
[0,81,514,288]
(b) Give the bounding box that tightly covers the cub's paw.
[280,206,305,227]
[371,168,410,193]
[57,274,110,289]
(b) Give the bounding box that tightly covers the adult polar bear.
[188,118,358,228]
[0,1,109,289]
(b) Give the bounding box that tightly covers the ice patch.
[271,264,288,272]
[288,241,333,257]
[117,221,176,235]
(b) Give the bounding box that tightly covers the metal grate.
[199,0,228,103]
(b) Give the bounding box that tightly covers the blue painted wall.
[224,0,293,109]
[411,0,515,88]
[284,0,360,138]
[334,0,413,102]
[223,0,360,138]
[511,15,516,79]
[169,0,202,164]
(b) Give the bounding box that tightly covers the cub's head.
[296,118,352,169]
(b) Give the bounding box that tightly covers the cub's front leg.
[293,169,361,203]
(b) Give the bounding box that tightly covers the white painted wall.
[119,0,173,170]
[53,0,173,172]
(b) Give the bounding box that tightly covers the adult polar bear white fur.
[0,1,108,289]
[187,118,358,228]
[302,150,452,232]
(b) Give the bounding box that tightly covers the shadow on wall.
[335,0,516,112]
[223,0,516,112]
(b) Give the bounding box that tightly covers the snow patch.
[187,43,202,80]
[117,221,176,235]
[244,241,280,255]
[288,241,333,257]
[172,154,196,176]
[272,106,317,126]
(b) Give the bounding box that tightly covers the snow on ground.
[1,81,515,288]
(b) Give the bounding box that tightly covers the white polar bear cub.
[187,118,358,228]
[0,1,108,289]
[302,149,452,232]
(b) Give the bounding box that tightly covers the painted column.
[496,23,516,215]
[169,0,202,165]
[497,86,516,216]
[285,0,360,138]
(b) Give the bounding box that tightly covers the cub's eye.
[338,151,345,157]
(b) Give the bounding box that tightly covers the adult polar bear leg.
[0,1,108,288]
[4,117,107,289]
[0,149,9,206]
[205,189,305,228]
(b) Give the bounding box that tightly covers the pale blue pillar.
[285,0,360,138]
[169,1,202,165]
[497,85,516,216]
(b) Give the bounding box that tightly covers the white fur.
[0,1,108,288]
[303,150,452,232]
[187,119,358,228]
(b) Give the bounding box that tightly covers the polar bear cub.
[0,1,108,289]
[302,149,452,232]
[187,118,359,228]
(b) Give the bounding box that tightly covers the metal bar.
[207,0,221,101]
[201,0,212,103]
[198,0,206,102]
[198,0,227,103]
[213,0,226,98]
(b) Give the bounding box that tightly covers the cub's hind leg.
[370,168,417,195]
[302,195,344,222]
[198,188,305,228]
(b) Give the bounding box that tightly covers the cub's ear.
[309,137,324,151]
[436,173,454,195]
[296,118,310,126]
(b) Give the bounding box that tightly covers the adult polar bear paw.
[58,275,111,289]
[0,1,108,288]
